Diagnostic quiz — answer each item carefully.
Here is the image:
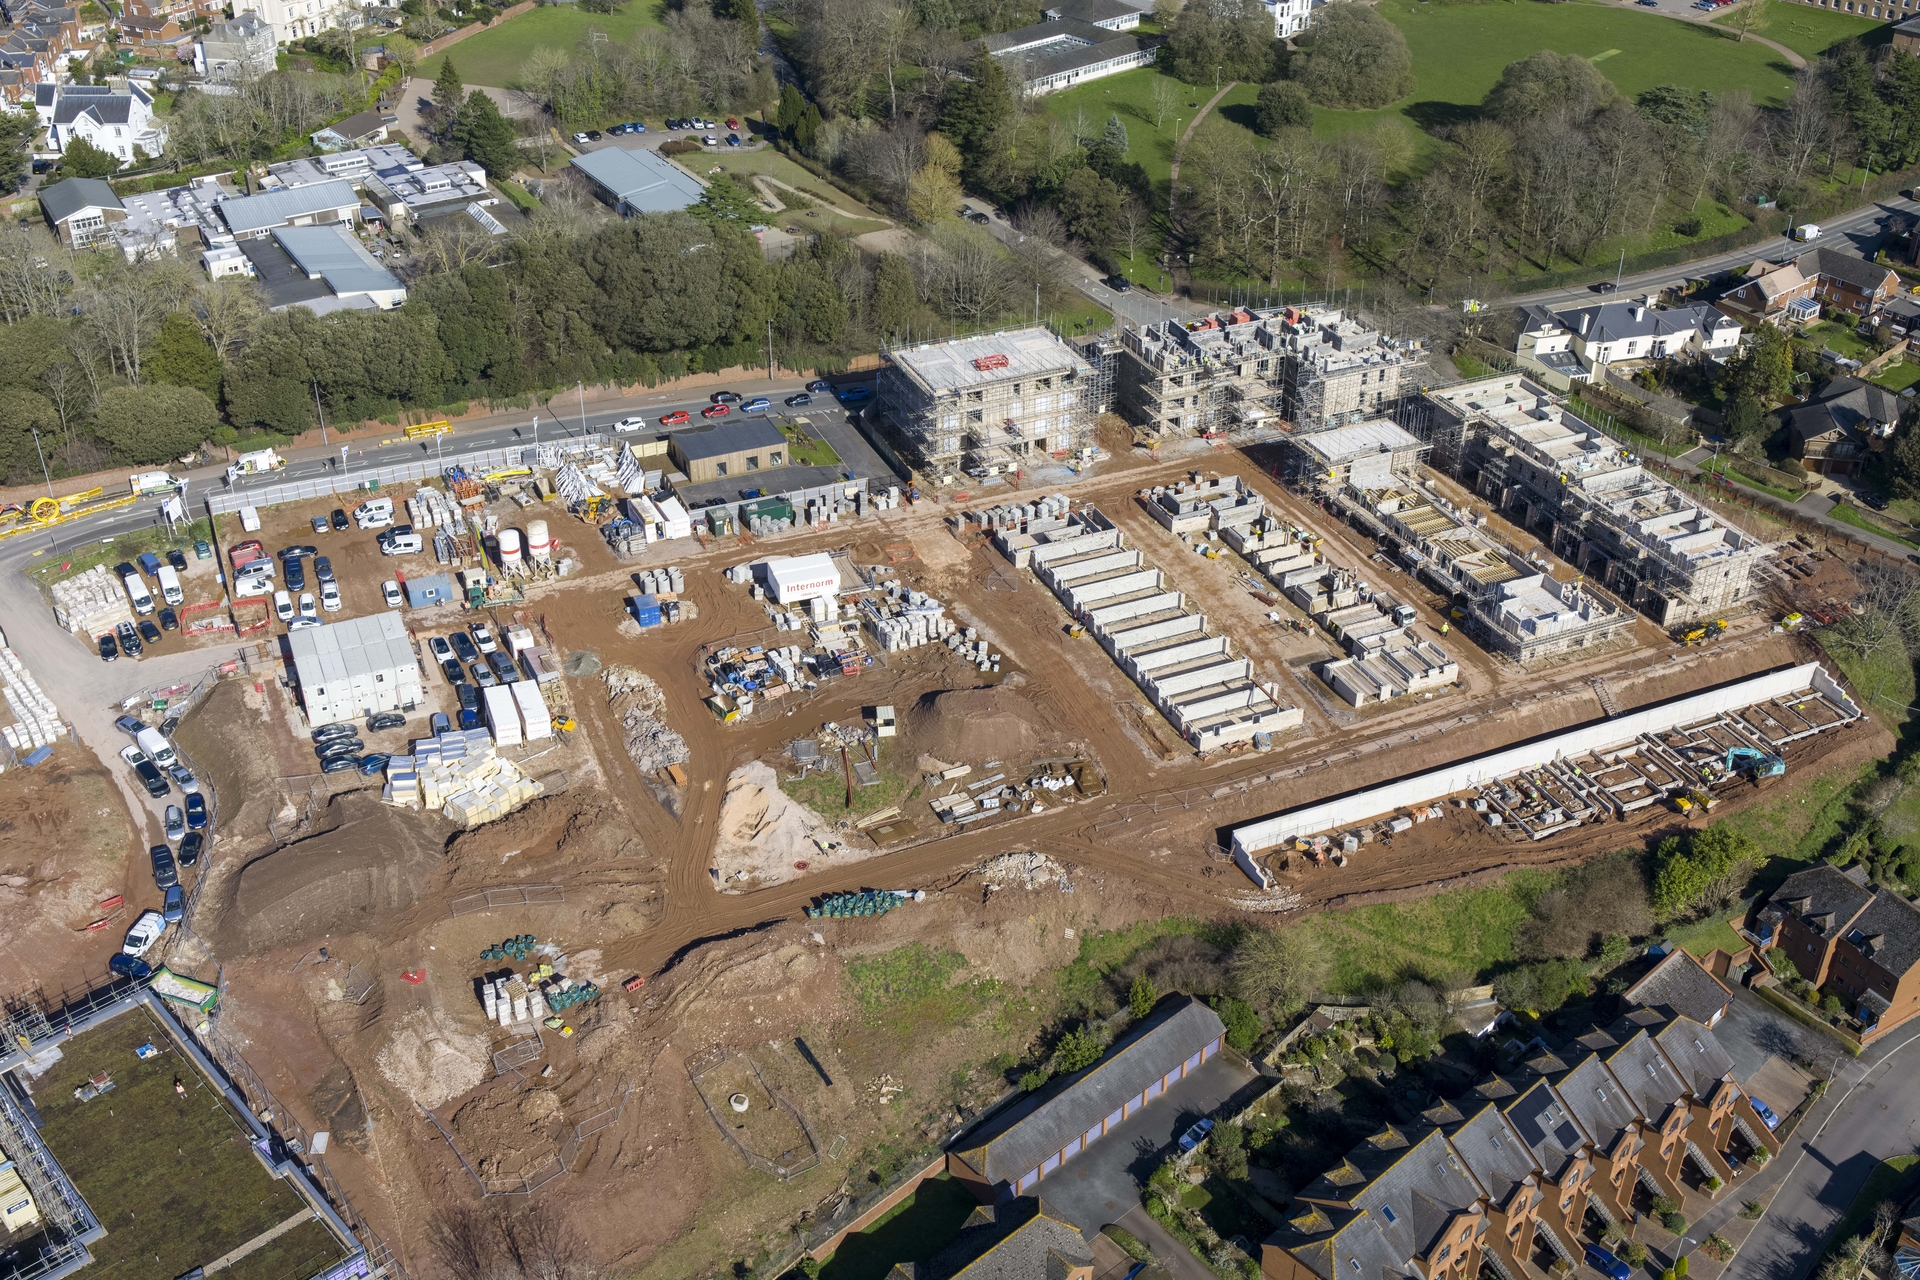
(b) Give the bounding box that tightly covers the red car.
[660,409,691,426]
[701,403,731,418]
[229,539,263,561]
[726,117,740,130]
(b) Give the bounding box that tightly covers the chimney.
[1633,305,1646,322]
[1579,312,1590,336]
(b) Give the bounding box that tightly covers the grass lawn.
[1803,321,1877,362]
[1827,501,1919,548]
[780,420,842,466]
[419,3,664,89]
[783,758,917,820]
[1710,0,1885,57]
[221,1216,353,1280]
[1664,912,1748,960]
[31,1005,335,1279]
[817,1173,981,1280]
[1298,872,1546,992]
[1820,1156,1920,1258]
[704,148,893,233]
[1869,359,1920,394]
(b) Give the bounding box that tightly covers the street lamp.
[577,381,586,438]
[30,427,56,551]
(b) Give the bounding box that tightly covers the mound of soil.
[375,1008,488,1109]
[902,685,1064,766]
[449,1082,564,1178]
[213,792,449,956]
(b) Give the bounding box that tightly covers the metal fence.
[450,884,565,916]
[422,1083,634,1197]
[687,1048,822,1182]
[204,438,612,516]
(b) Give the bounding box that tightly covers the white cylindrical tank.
[499,528,523,572]
[526,519,551,563]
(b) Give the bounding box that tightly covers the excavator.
[1726,746,1786,782]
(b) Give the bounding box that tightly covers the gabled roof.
[1843,889,1920,979]
[219,179,359,234]
[1445,1102,1538,1207]
[52,83,141,125]
[1790,377,1905,443]
[1650,1016,1736,1100]
[886,1197,1093,1280]
[1768,862,1875,942]
[39,175,120,223]
[1622,949,1734,1027]
[316,106,391,142]
[1599,1031,1689,1125]
[1795,247,1900,295]
[1552,301,1730,346]
[568,145,705,213]
[1303,1126,1485,1263]
[1550,1054,1639,1154]
[1499,1078,1588,1179]
[951,995,1224,1187]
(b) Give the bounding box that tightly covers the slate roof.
[668,417,789,463]
[1768,862,1875,942]
[1498,1078,1588,1179]
[1551,301,1734,346]
[1550,1054,1640,1155]
[1789,377,1905,443]
[1842,889,1920,979]
[1650,1017,1736,1100]
[1793,247,1899,295]
[1598,1031,1689,1126]
[1042,0,1146,22]
[50,82,146,125]
[1622,949,1734,1027]
[951,995,1224,1187]
[1290,1126,1485,1280]
[316,106,390,143]
[887,1197,1093,1280]
[1281,1203,1413,1280]
[980,14,1112,51]
[219,179,359,235]
[39,175,120,223]
[1445,1102,1537,1207]
[568,145,704,213]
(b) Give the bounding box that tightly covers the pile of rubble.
[50,565,133,637]
[603,666,689,774]
[971,851,1067,890]
[382,727,545,827]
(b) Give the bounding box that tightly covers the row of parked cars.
[611,381,854,433]
[113,715,207,973]
[97,546,205,661]
[309,709,445,776]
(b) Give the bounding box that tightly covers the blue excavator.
[1726,746,1786,781]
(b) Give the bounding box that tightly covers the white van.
[354,498,394,529]
[124,573,155,616]
[234,574,273,599]
[380,532,424,557]
[155,564,184,607]
[135,726,177,769]
[239,505,261,533]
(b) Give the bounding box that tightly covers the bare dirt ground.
[7,444,1888,1280]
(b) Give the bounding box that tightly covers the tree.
[776,83,807,138]
[1651,823,1762,920]
[432,57,465,137]
[0,107,32,193]
[1054,166,1123,251]
[93,384,219,464]
[1254,80,1312,136]
[1151,74,1181,130]
[871,253,920,338]
[1292,3,1412,109]
[1163,0,1275,86]
[1482,50,1614,125]
[1890,404,1920,499]
[1211,995,1261,1051]
[1056,1027,1105,1072]
[693,173,763,225]
[1230,924,1326,1017]
[1129,973,1157,1020]
[452,89,518,177]
[147,312,222,401]
[1103,113,1129,154]
[58,136,120,178]
[938,48,1014,189]
[1116,194,1150,262]
[1719,321,1793,408]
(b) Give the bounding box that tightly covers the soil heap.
[903,686,1063,765]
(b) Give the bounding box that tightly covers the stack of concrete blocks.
[635,566,684,597]
[50,565,134,637]
[406,485,462,534]
[383,727,545,826]
[1141,474,1255,534]
[1030,509,1301,749]
[967,493,1072,531]
[0,640,65,758]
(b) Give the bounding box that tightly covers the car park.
[168,549,189,572]
[117,621,143,658]
[178,830,204,867]
[331,508,349,530]
[742,397,771,413]
[1178,1118,1214,1153]
[185,792,207,829]
[315,556,335,583]
[98,632,118,662]
[274,590,294,622]
[164,804,185,841]
[123,909,167,956]
[150,844,178,889]
[321,581,342,612]
[449,632,479,663]
[169,764,199,793]
[702,403,730,418]
[383,580,404,609]
[470,623,498,654]
[785,392,812,407]
[660,410,691,426]
[367,711,407,732]
[322,755,362,774]
[159,607,178,631]
[312,515,330,534]
[163,884,186,923]
[109,953,153,980]
[138,620,162,646]
[612,416,649,433]
[116,714,146,736]
[1584,1246,1631,1280]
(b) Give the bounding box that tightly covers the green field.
[705,147,894,234]
[1298,873,1546,992]
[1711,0,1885,57]
[419,2,664,88]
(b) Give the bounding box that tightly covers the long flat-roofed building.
[876,327,1105,485]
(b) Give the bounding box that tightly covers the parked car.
[117,621,143,659]
[457,683,481,716]
[321,581,342,612]
[1584,1246,1631,1280]
[785,392,812,407]
[1749,1097,1781,1129]
[727,134,740,146]
[123,909,167,957]
[571,131,591,143]
[169,764,199,793]
[314,555,335,583]
[487,650,519,682]
[612,416,649,433]
[109,953,153,979]
[178,830,204,867]
[167,549,189,572]
[1177,1118,1215,1153]
[441,657,465,685]
[164,805,185,841]
[138,620,162,646]
[285,556,307,592]
[359,753,391,775]
[98,632,118,662]
[742,396,771,413]
[660,410,691,426]
[431,712,452,735]
[1861,491,1890,510]
[331,508,349,531]
[702,403,731,418]
[473,666,498,689]
[150,844,178,889]
[470,623,499,654]
[313,722,356,742]
[317,737,362,761]
[726,116,740,129]
[135,761,169,798]
[159,607,178,631]
[322,755,362,774]
[702,134,718,146]
[383,580,404,609]
[161,883,185,923]
[116,714,146,736]
[282,544,318,560]
[1103,274,1133,292]
[311,515,330,534]
[450,632,479,663]
[185,792,207,830]
[367,711,407,732]
[274,590,294,623]
[586,129,602,140]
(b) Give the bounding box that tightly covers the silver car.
[164,804,185,841]
[168,764,200,794]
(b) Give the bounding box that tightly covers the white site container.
[511,680,552,741]
[483,684,522,746]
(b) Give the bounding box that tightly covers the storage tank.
[498,528,523,572]
[526,519,552,564]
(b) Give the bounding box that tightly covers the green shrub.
[1211,996,1262,1052]
[1703,1176,1723,1192]
[1019,1068,1051,1091]
[1740,1199,1763,1219]
[1055,1028,1105,1073]
[1663,1211,1688,1234]
[1624,1241,1649,1266]
[1104,1226,1153,1263]
[1130,973,1157,1021]
[1822,993,1845,1015]
[1650,1196,1680,1218]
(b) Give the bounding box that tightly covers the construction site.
[0,316,1900,1280]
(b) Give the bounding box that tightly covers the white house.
[36,83,166,165]
[194,12,276,80]
[1514,298,1741,386]
[1262,0,1321,38]
[236,0,354,42]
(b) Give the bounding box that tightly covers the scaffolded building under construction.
[1407,375,1772,629]
[873,327,1107,485]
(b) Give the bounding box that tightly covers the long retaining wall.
[1229,662,1859,856]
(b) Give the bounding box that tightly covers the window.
[1382,1205,1398,1224]
[715,462,727,477]
[769,451,782,465]
[940,413,959,430]
[1437,1246,1451,1263]
[746,456,759,472]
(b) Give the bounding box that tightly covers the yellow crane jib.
[405,419,452,439]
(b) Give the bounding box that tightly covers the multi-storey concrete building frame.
[875,327,1104,484]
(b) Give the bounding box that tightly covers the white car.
[274,589,294,622]
[298,592,317,620]
[119,744,148,768]
[470,623,498,654]
[571,131,591,143]
[123,909,167,957]
[382,580,403,609]
[288,617,321,630]
[611,417,648,434]
[428,636,453,663]
[320,581,342,612]
[703,134,719,146]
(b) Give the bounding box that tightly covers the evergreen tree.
[693,173,762,225]
[1253,80,1312,135]
[1890,405,1920,499]
[794,103,825,157]
[937,48,1014,189]
[148,313,222,402]
[431,57,465,136]
[870,253,918,338]
[58,136,119,178]
[1103,112,1128,154]
[776,83,807,137]
[453,89,518,177]
[0,107,33,193]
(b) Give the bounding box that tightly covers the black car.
[456,682,481,714]
[177,830,204,867]
[1860,491,1890,511]
[160,715,181,737]
[117,622,143,659]
[1594,281,1618,293]
[330,508,349,531]
[150,844,178,889]
[1103,274,1133,292]
[167,549,188,572]
[440,657,465,685]
[98,633,118,662]
[366,711,407,732]
[449,632,480,663]
[114,561,138,579]
[585,129,602,140]
[786,392,812,407]
[109,954,153,980]
[285,558,307,592]
[159,607,178,631]
[317,738,363,761]
[138,620,162,645]
[134,760,169,798]
[487,649,519,682]
[314,722,357,742]
[322,755,363,774]
[282,545,318,559]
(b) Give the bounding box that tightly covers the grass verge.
[27,517,216,590]
[1817,1155,1920,1263]
[1826,502,1919,549]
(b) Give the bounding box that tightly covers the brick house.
[1784,377,1903,477]
[1718,250,1900,327]
[1478,1074,1603,1268]
[1759,861,1920,1040]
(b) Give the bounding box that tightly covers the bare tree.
[1117,194,1151,263]
[75,254,195,382]
[1231,923,1328,1018]
[40,360,82,443]
[927,225,1013,328]
[1151,74,1180,131]
[1824,561,1920,662]
[196,278,263,363]
[0,222,72,322]
[1773,72,1837,184]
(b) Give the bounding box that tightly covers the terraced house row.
[1262,1003,1773,1280]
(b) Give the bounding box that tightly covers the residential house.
[1622,948,1735,1028]
[1436,1098,1552,1280]
[310,106,393,151]
[194,11,275,80]
[1759,860,1920,1040]
[236,0,354,41]
[38,175,124,249]
[885,1197,1094,1279]
[1262,0,1322,37]
[1720,249,1900,326]
[946,995,1226,1203]
[120,0,220,49]
[0,0,77,93]
[37,82,167,165]
[1512,299,1741,384]
[1519,1048,1649,1225]
[975,15,1162,95]
[1784,377,1902,475]
[1476,1073,1603,1266]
